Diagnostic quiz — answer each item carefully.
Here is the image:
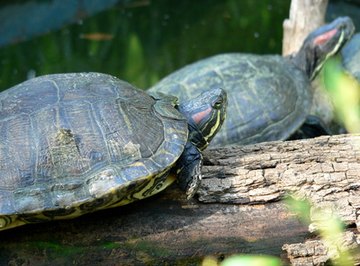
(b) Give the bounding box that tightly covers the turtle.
[0,72,227,230]
[341,32,360,81]
[149,17,355,147]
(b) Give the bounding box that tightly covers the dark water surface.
[1,0,360,93]
[0,0,291,91]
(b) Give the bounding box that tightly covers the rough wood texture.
[0,192,308,265]
[200,134,360,265]
[200,134,360,227]
[1,134,360,265]
[283,231,360,266]
[283,0,328,56]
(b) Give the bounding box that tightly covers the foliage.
[323,57,360,133]
[285,196,355,266]
[202,254,282,266]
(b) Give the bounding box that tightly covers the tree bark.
[1,134,360,265]
[283,0,328,56]
[200,133,360,265]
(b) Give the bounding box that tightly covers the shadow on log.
[1,134,360,265]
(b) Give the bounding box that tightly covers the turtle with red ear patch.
[0,73,227,231]
[150,17,355,146]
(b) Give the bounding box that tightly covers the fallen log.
[1,134,360,265]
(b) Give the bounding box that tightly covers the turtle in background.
[150,17,355,146]
[0,73,226,230]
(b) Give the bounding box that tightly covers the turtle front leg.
[176,142,203,199]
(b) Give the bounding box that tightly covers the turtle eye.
[212,96,223,109]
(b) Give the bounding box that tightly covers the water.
[1,0,359,93]
[0,0,290,91]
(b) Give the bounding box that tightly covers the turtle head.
[292,16,355,80]
[178,88,227,150]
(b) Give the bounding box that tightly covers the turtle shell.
[341,33,360,81]
[0,73,188,229]
[150,53,312,146]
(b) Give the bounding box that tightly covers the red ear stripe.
[313,28,338,46]
[191,107,212,124]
